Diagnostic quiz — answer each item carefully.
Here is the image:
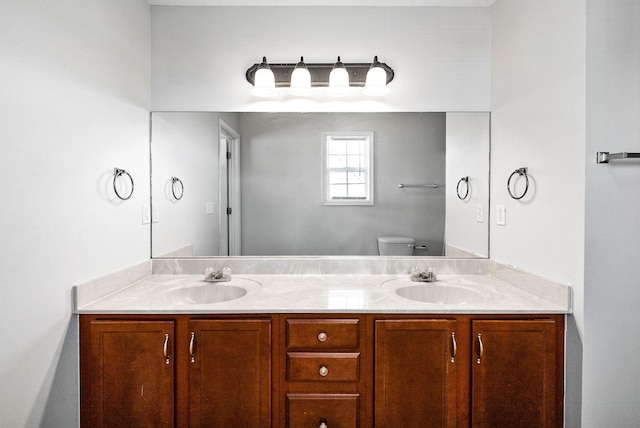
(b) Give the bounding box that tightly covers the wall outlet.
[496,205,506,226]
[142,204,151,225]
[152,206,159,223]
[476,204,484,223]
[206,202,215,215]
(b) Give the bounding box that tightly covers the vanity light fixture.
[245,56,394,98]
[249,56,278,98]
[288,56,312,96]
[327,56,350,97]
[363,56,390,96]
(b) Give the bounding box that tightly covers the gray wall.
[584,0,640,425]
[239,113,446,255]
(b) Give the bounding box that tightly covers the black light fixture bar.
[245,60,394,88]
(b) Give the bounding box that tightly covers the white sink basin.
[163,284,247,304]
[395,283,487,305]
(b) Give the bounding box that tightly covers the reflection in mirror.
[150,112,489,258]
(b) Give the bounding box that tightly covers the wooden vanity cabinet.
[80,319,175,428]
[372,315,564,428]
[80,315,272,428]
[471,319,562,428]
[81,313,564,428]
[278,315,370,428]
[374,319,460,428]
[187,319,272,427]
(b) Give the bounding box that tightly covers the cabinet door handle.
[189,331,196,363]
[319,366,329,377]
[450,332,457,363]
[317,331,328,342]
[319,422,328,428]
[163,333,170,365]
[476,333,483,364]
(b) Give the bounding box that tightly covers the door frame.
[219,119,241,256]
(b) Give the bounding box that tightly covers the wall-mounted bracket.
[596,152,640,163]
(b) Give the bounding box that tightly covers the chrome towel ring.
[507,167,529,200]
[171,177,184,200]
[456,176,469,200]
[113,168,134,200]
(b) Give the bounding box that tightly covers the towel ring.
[113,168,134,200]
[171,177,184,200]
[507,167,529,200]
[456,176,469,200]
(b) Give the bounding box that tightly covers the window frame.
[322,131,374,206]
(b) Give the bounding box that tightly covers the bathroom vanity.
[76,264,569,428]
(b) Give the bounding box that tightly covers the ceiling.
[147,0,495,6]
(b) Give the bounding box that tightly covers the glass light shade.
[327,56,350,97]
[289,57,312,96]
[363,57,389,96]
[250,58,278,98]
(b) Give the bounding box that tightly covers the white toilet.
[377,236,415,256]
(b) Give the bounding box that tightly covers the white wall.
[0,1,150,426]
[151,6,491,112]
[490,0,586,293]
[445,112,490,257]
[490,1,586,426]
[151,112,239,257]
[583,1,640,426]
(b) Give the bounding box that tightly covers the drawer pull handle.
[319,422,328,428]
[317,332,328,342]
[319,365,329,377]
[163,333,170,365]
[189,332,196,363]
[476,333,483,364]
[450,331,457,363]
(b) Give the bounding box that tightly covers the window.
[322,131,374,206]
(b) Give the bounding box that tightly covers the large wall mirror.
[150,112,490,258]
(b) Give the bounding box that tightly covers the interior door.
[218,137,229,255]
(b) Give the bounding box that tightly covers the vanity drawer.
[287,352,360,382]
[286,393,359,428]
[286,318,360,349]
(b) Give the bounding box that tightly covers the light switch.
[152,206,159,223]
[496,205,506,226]
[142,204,151,225]
[476,204,484,223]
[206,202,214,215]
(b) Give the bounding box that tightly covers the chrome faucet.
[410,266,436,282]
[204,266,232,282]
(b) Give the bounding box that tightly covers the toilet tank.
[377,236,415,256]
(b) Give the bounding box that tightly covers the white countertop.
[76,273,570,314]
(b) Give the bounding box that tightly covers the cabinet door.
[472,319,558,428]
[83,320,175,428]
[188,319,271,427]
[375,319,458,428]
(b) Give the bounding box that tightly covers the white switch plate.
[142,204,151,224]
[476,204,484,223]
[206,202,214,215]
[151,206,159,223]
[496,205,506,226]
